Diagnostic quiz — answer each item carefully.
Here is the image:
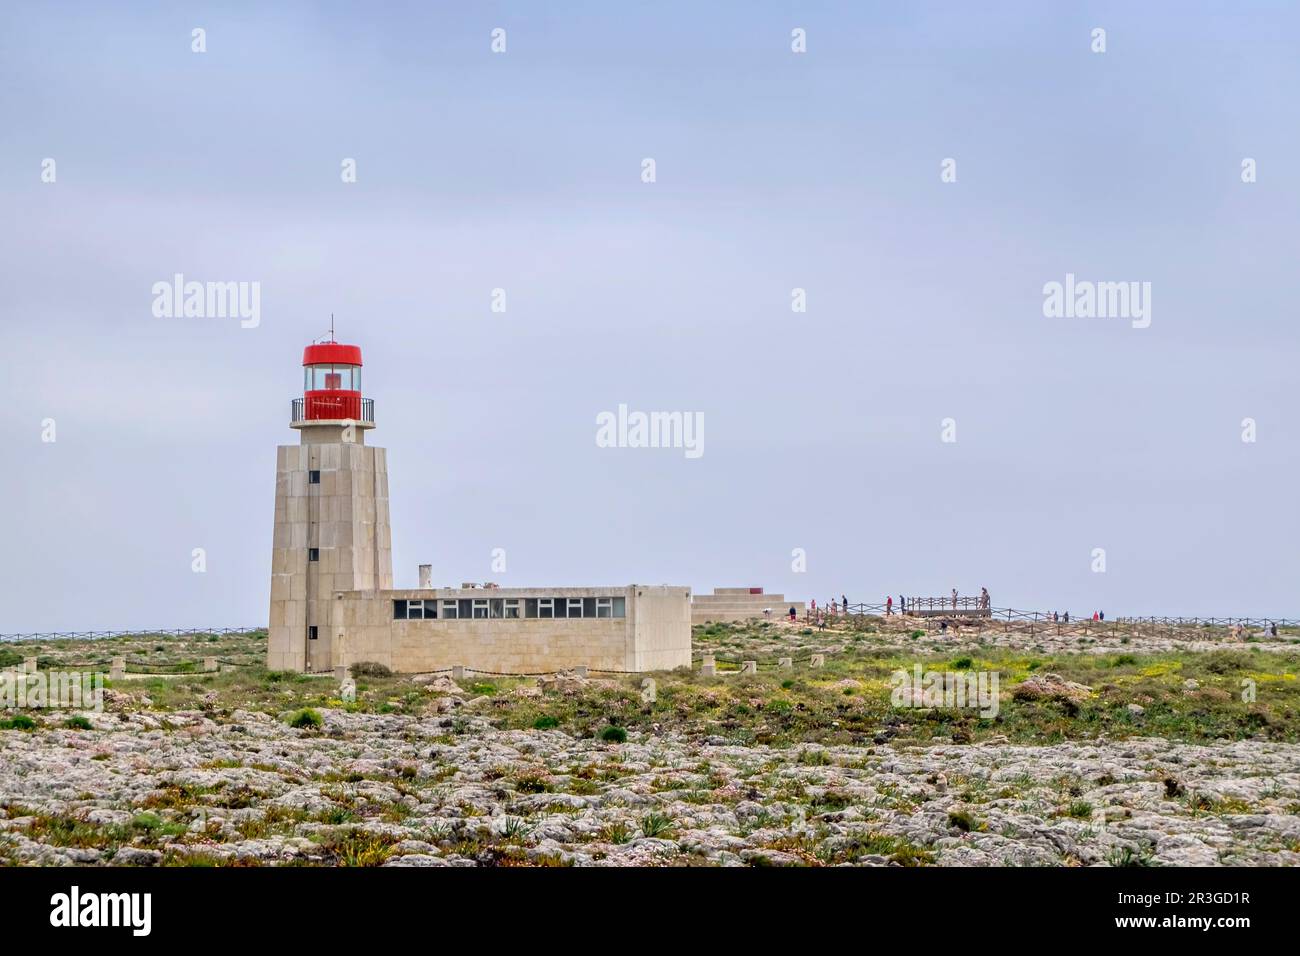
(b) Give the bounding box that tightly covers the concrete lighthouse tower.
[267,334,392,672]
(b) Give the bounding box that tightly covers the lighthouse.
[267,334,392,672]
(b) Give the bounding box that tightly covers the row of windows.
[394,596,627,621]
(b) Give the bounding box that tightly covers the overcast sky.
[2,1,1297,632]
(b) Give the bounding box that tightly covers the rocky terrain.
[1,619,1298,866]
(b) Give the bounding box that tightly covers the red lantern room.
[290,336,375,428]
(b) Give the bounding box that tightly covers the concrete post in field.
[778,657,792,669]
[334,664,348,682]
[573,665,588,678]
[640,678,657,703]
[741,660,757,674]
[419,564,432,588]
[203,657,218,673]
[110,657,125,681]
[23,657,38,674]
[700,655,716,677]
[452,665,467,681]
[810,654,825,669]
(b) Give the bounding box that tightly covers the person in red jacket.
[886,595,893,616]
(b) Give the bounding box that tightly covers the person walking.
[842,594,848,614]
[952,588,958,611]
[789,605,797,622]
[886,595,893,616]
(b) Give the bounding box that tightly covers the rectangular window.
[440,600,457,619]
[308,548,319,562]
[489,598,504,619]
[596,597,613,618]
[422,600,436,620]
[459,599,473,619]
[525,598,538,618]
[309,470,320,484]
[568,598,584,618]
[473,599,489,619]
[612,597,626,618]
[583,597,597,618]
[308,625,318,641]
[393,599,408,620]
[504,599,521,619]
[537,598,554,619]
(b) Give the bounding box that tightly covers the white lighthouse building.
[268,338,391,672]
[267,334,690,675]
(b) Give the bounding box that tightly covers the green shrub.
[63,715,93,730]
[1066,800,1094,819]
[640,812,675,838]
[1,714,38,730]
[1108,844,1157,867]
[532,715,559,730]
[600,822,633,844]
[947,809,976,832]
[599,725,627,744]
[951,657,973,670]
[351,661,392,678]
[286,708,323,730]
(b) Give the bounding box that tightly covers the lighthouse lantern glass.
[305,365,360,392]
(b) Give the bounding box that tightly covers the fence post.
[573,665,588,678]
[778,657,792,669]
[110,657,125,681]
[741,661,757,674]
[203,657,218,673]
[452,665,466,681]
[23,656,38,674]
[810,654,825,669]
[333,664,348,682]
[640,678,657,703]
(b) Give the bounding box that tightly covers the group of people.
[883,588,990,616]
[804,595,852,626]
